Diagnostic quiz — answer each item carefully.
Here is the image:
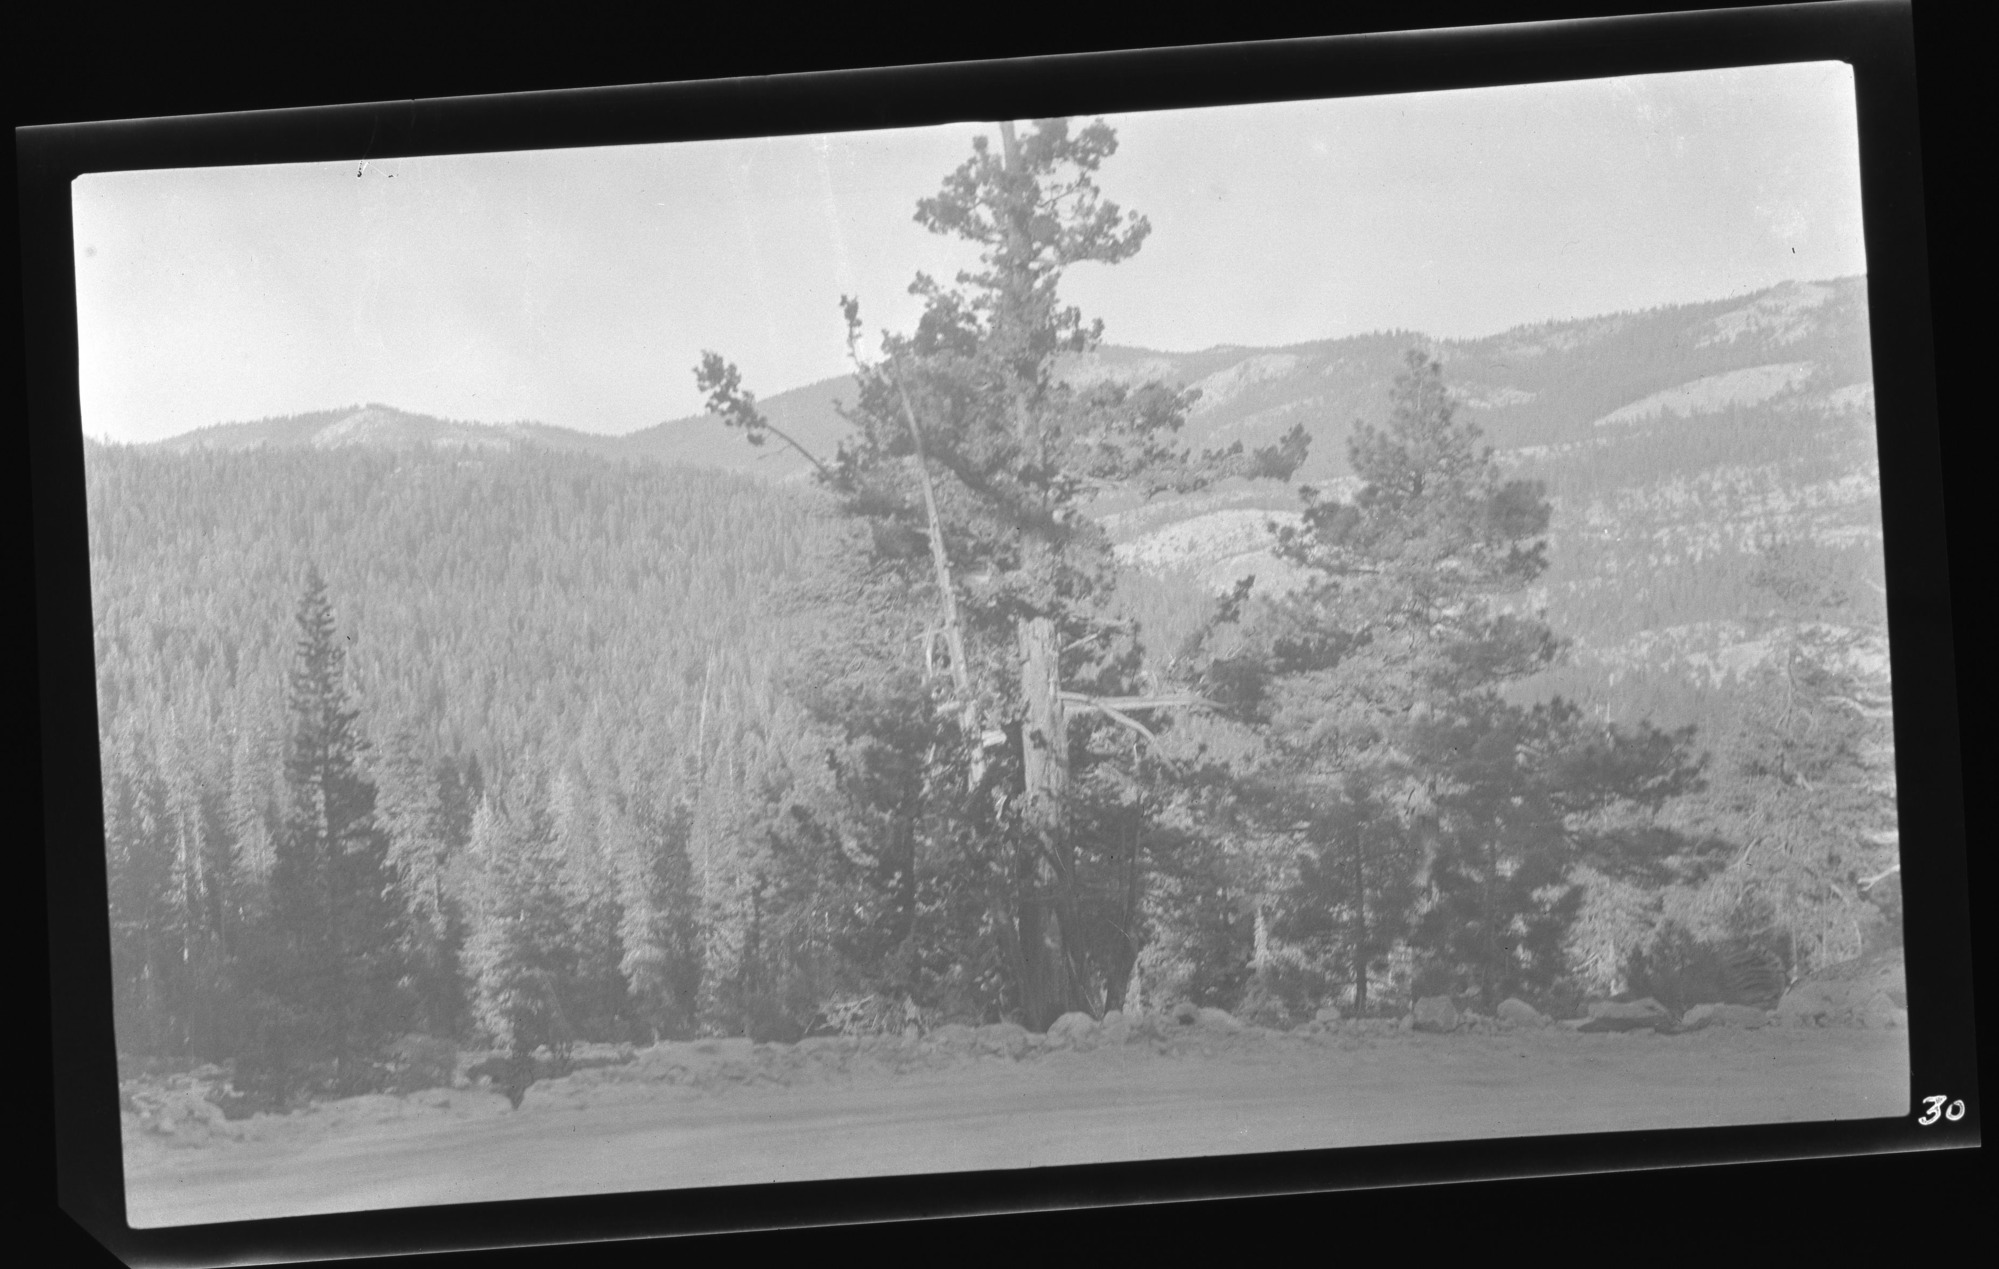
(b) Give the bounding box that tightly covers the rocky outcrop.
[1195,1007,1244,1033]
[1048,1012,1099,1047]
[1412,996,1460,1033]
[1776,950,1906,1029]
[975,1021,1033,1059]
[1097,1010,1132,1046]
[1497,998,1550,1028]
[1578,998,1674,1033]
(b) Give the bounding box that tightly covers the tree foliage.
[90,131,1898,1096]
[696,118,1306,1029]
[235,569,407,1100]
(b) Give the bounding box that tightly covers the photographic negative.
[25,3,1972,1260]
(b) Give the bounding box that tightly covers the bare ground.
[121,1024,1910,1228]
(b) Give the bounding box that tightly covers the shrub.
[382,1033,458,1093]
[230,993,317,1110]
[1537,975,1589,1020]
[1234,978,1294,1029]
[1622,921,1790,1015]
[745,994,807,1044]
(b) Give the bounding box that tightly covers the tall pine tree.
[698,118,1307,1028]
[1208,351,1707,1012]
[239,566,405,1099]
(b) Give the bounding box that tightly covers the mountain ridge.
[133,274,1881,689]
[144,276,1868,475]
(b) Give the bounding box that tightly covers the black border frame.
[20,2,1978,1263]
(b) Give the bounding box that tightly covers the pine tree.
[1203,352,1712,1013]
[104,730,172,1055]
[464,771,577,1105]
[697,118,1307,1028]
[549,762,631,1040]
[1267,773,1422,1016]
[240,566,405,1099]
[1203,350,1559,1013]
[375,725,467,1036]
[610,791,702,1042]
[1661,535,1899,973]
[1407,694,1707,1009]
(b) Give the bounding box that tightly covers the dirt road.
[122,1026,1909,1228]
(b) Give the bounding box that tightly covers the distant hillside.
[156,275,1871,518]
[140,276,1884,725]
[157,404,638,463]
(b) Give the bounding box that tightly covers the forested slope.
[89,273,1899,1099]
[89,442,845,1078]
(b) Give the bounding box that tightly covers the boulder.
[1314,1005,1343,1024]
[1398,1014,1415,1032]
[1097,1011,1132,1046]
[1777,951,1909,1028]
[150,1089,225,1136]
[1776,981,1843,1028]
[1048,1011,1098,1046]
[1860,991,1907,1030]
[1172,1001,1200,1027]
[1195,1006,1244,1032]
[1578,998,1673,1032]
[976,1021,1031,1059]
[926,1023,978,1053]
[1412,995,1459,1033]
[1497,998,1548,1028]
[1587,996,1668,1018]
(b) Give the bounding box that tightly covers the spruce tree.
[465,772,577,1105]
[375,725,465,1037]
[242,566,404,1099]
[611,791,702,1043]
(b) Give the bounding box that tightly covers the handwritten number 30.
[1919,1096,1965,1125]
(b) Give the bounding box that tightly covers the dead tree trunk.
[887,363,988,789]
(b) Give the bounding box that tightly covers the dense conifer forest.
[88,121,1900,1109]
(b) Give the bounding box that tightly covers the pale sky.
[73,61,1867,444]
